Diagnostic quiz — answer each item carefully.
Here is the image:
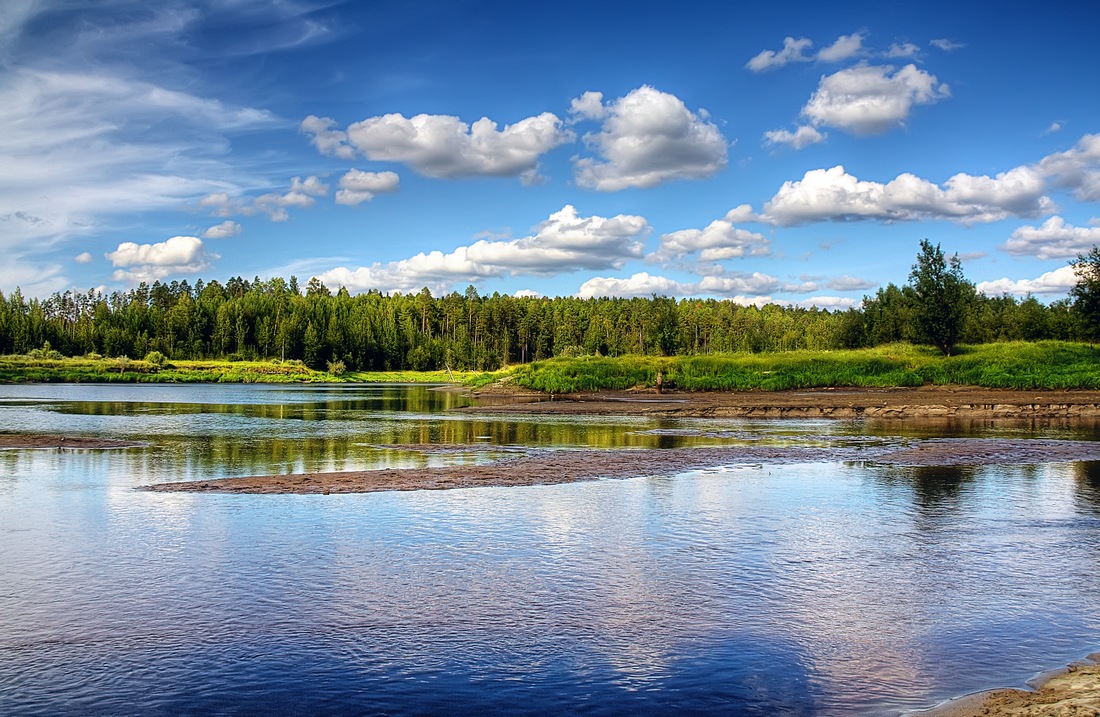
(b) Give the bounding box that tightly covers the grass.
[474,342,1100,393]
[2,341,1098,390]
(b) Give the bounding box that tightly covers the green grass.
[474,342,1100,393]
[3,341,1099,390]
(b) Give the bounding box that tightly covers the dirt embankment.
[916,656,1100,717]
[0,434,142,449]
[463,385,1100,420]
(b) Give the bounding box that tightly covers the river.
[1,383,1098,716]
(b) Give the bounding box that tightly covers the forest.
[0,243,1097,373]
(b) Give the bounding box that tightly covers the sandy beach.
[914,656,1100,716]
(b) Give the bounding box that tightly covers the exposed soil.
[464,385,1100,420]
[142,437,1100,495]
[0,434,143,449]
[916,656,1100,716]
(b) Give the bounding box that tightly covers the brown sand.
[916,657,1100,716]
[464,385,1100,420]
[0,434,142,449]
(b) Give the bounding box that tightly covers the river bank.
[914,655,1100,716]
[463,385,1100,420]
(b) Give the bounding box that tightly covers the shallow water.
[1,384,1098,716]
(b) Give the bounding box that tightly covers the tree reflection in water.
[1073,461,1100,515]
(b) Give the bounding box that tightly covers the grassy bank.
[3,341,1098,390]
[0,356,342,383]
[477,342,1100,393]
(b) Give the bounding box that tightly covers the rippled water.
[1,384,1099,716]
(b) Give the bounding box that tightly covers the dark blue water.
[1,384,1099,715]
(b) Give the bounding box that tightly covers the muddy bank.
[916,655,1100,716]
[0,433,143,449]
[463,385,1100,420]
[144,437,1100,494]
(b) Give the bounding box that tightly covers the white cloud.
[816,32,864,62]
[299,115,356,160]
[1036,133,1100,201]
[74,251,93,264]
[977,265,1078,296]
[577,272,689,299]
[317,205,649,295]
[746,37,813,71]
[106,235,218,283]
[0,258,68,297]
[760,164,1052,226]
[885,42,920,59]
[802,63,949,135]
[930,38,965,52]
[1001,216,1100,259]
[198,176,329,221]
[514,289,543,299]
[572,85,728,191]
[335,170,400,205]
[202,220,242,239]
[0,68,263,249]
[797,296,859,310]
[764,125,825,150]
[651,209,771,264]
[339,111,573,180]
[568,91,607,122]
[1043,121,1063,135]
[825,275,877,291]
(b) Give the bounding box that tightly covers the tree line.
[1,243,1097,370]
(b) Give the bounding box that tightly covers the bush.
[326,359,347,376]
[143,351,167,366]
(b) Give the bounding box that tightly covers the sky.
[1,0,1098,308]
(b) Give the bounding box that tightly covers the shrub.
[143,351,167,366]
[326,359,347,376]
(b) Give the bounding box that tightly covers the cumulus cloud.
[764,125,825,150]
[202,220,242,239]
[798,296,860,310]
[651,209,771,264]
[816,32,864,62]
[568,91,607,121]
[335,169,400,205]
[571,85,728,191]
[1001,216,1100,259]
[328,111,574,181]
[885,42,920,59]
[824,275,877,291]
[746,36,813,71]
[106,235,218,283]
[74,251,93,264]
[977,265,1078,296]
[930,38,965,51]
[576,270,820,300]
[316,205,649,295]
[759,164,1052,226]
[198,175,329,221]
[299,115,356,160]
[514,289,544,299]
[802,63,949,135]
[1036,133,1100,201]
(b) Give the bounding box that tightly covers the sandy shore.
[464,385,1100,420]
[142,436,1100,494]
[914,655,1100,716]
[0,434,143,449]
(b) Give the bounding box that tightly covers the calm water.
[1,384,1099,716]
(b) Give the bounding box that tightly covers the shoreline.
[462,385,1100,420]
[913,654,1100,716]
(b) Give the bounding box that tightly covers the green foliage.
[1071,246,1100,341]
[485,342,1100,393]
[143,350,167,366]
[908,240,976,356]
[326,359,346,376]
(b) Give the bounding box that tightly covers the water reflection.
[3,385,1100,717]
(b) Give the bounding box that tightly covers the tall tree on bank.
[1070,246,1100,342]
[908,240,975,356]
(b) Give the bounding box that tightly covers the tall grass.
[481,342,1100,393]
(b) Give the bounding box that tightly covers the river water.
[1,383,1098,716]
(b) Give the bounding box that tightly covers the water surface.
[1,384,1098,716]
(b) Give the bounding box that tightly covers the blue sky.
[2,0,1098,307]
